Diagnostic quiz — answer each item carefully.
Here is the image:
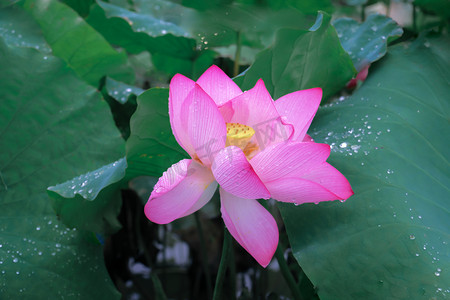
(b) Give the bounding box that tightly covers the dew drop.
[351,145,360,152]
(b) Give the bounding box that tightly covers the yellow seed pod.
[225,122,255,150]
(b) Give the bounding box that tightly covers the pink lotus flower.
[144,65,353,267]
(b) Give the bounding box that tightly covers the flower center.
[226,122,258,158]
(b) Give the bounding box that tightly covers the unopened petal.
[196,65,242,106]
[212,146,270,199]
[251,142,330,183]
[144,159,217,224]
[274,88,322,141]
[181,84,227,166]
[169,74,196,156]
[220,188,278,268]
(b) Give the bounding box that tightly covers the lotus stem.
[228,243,236,300]
[275,244,304,300]
[212,227,232,300]
[194,212,213,299]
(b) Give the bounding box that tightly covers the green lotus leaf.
[0,35,123,298]
[235,12,356,100]
[280,36,450,299]
[20,0,134,86]
[333,14,403,71]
